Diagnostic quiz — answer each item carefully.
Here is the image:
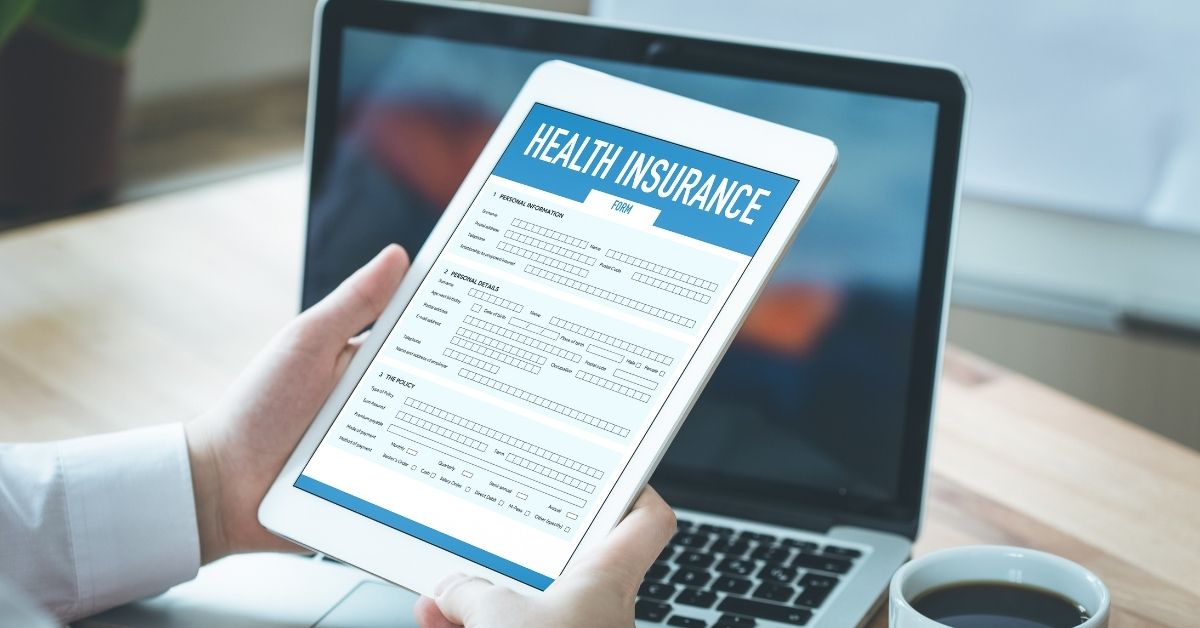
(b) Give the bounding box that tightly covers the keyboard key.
[710,539,751,557]
[791,553,852,574]
[647,562,671,581]
[672,532,710,548]
[795,587,831,609]
[798,573,839,589]
[759,564,798,584]
[671,567,712,588]
[677,519,694,530]
[739,531,776,543]
[676,550,715,569]
[676,587,717,609]
[796,573,838,608]
[639,581,677,601]
[715,558,757,576]
[667,616,708,627]
[635,600,672,622]
[718,597,812,625]
[716,615,757,627]
[699,523,736,536]
[749,545,791,564]
[781,539,819,552]
[752,582,796,602]
[711,575,753,594]
[822,545,862,558]
[659,546,677,563]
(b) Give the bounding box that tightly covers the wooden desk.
[1,167,1196,626]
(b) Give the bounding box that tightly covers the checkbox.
[499,500,504,506]
[564,526,571,533]
[465,486,471,492]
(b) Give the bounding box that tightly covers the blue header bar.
[492,104,798,256]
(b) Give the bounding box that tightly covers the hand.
[414,487,676,628]
[185,245,410,563]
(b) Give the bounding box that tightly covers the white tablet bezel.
[260,59,836,597]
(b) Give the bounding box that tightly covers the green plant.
[0,0,144,59]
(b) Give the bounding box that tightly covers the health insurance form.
[298,104,798,588]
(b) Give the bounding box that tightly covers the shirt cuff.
[59,423,201,618]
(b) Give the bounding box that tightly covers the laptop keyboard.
[635,519,863,626]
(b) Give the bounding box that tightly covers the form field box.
[606,249,719,292]
[505,453,596,494]
[512,218,588,249]
[464,315,580,362]
[393,413,488,452]
[549,316,673,366]
[586,344,623,363]
[404,398,605,478]
[498,241,590,277]
[458,369,630,438]
[525,265,696,329]
[510,317,560,340]
[614,368,657,390]
[631,271,712,304]
[504,229,596,265]
[467,287,523,313]
[576,371,652,403]
[451,334,543,374]
[443,347,500,374]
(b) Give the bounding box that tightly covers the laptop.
[296,1,965,626]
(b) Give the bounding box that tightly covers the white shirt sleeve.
[0,424,201,622]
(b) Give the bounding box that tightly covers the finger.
[413,596,461,628]
[303,244,409,342]
[434,575,517,625]
[583,486,676,584]
[333,331,373,378]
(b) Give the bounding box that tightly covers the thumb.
[434,574,521,626]
[572,486,676,585]
[302,244,409,342]
[414,595,460,628]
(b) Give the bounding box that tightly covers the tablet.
[260,60,836,596]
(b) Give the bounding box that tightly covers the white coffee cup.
[889,545,1110,627]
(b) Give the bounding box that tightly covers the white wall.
[125,0,585,104]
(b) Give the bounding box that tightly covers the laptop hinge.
[657,484,837,534]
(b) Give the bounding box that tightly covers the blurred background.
[1,0,1196,450]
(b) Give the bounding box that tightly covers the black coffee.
[911,581,1090,628]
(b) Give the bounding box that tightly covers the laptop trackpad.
[314,581,421,628]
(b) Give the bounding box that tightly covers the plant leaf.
[30,0,145,59]
[0,0,38,47]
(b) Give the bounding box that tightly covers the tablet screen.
[297,101,799,587]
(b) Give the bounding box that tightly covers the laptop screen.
[305,22,943,523]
